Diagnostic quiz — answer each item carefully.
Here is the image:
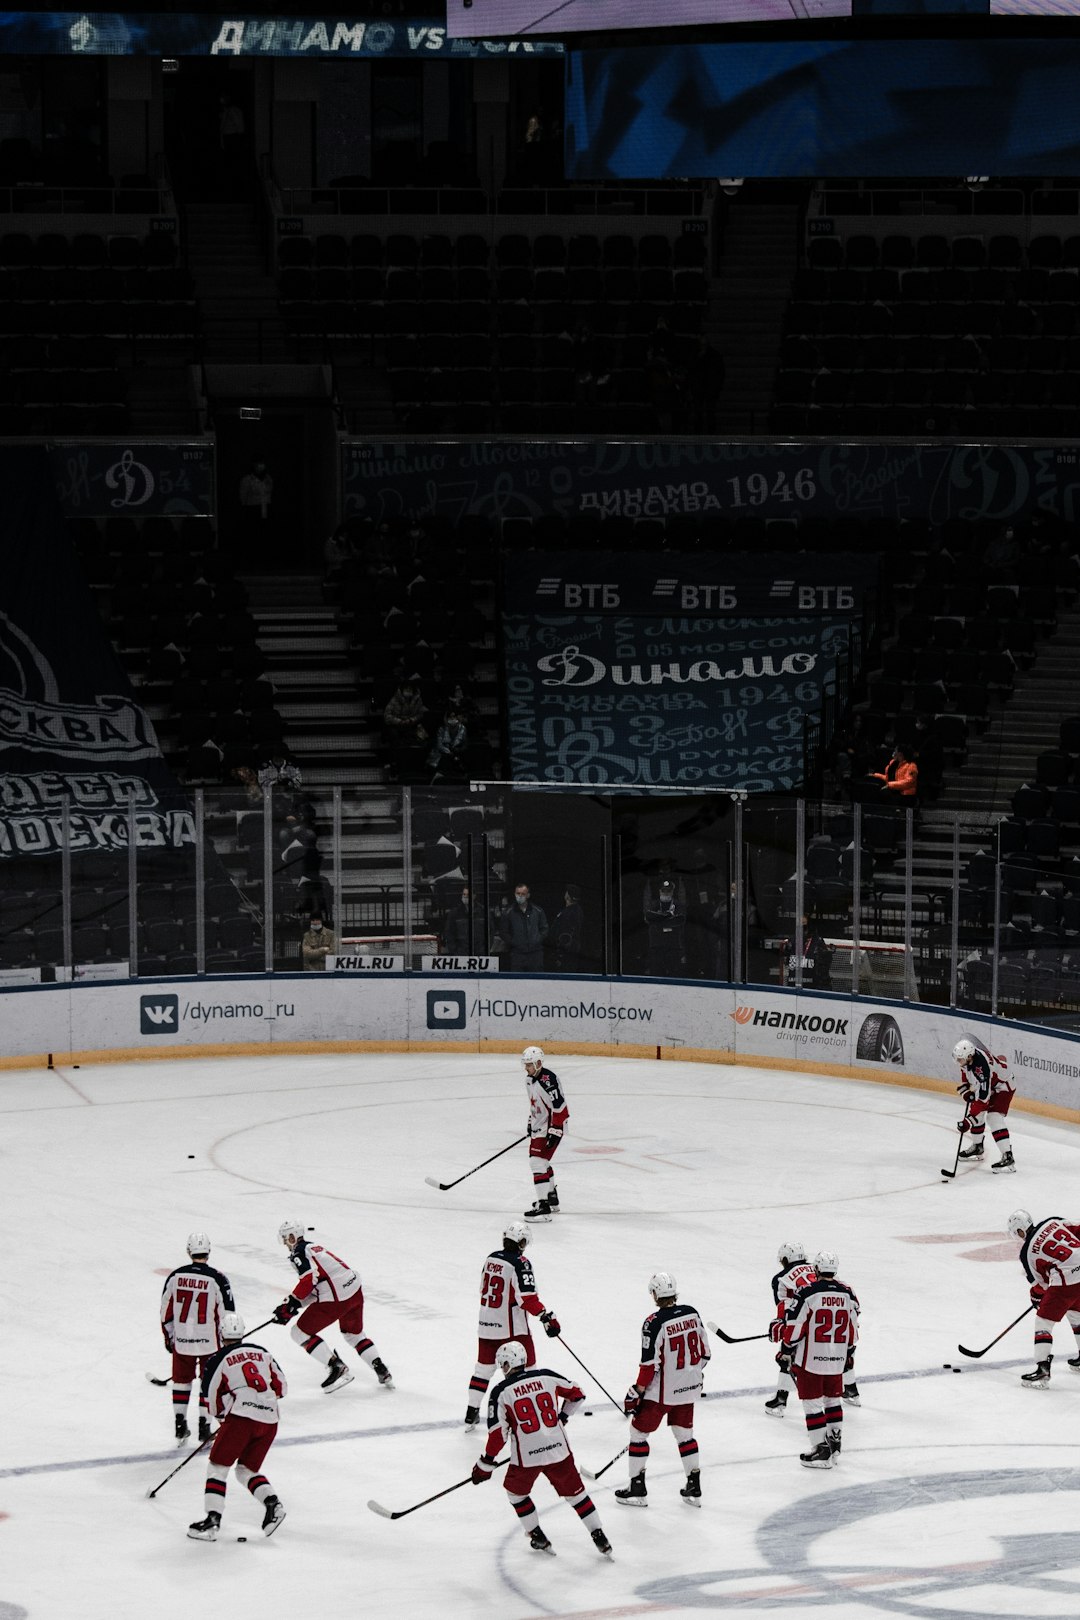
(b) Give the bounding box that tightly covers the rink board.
[1,973,1078,1121]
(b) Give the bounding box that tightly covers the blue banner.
[343,440,1080,527]
[0,448,192,860]
[0,12,562,56]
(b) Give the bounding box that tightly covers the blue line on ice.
[0,1359,1028,1481]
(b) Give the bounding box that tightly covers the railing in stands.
[275,183,706,219]
[812,186,1027,219]
[0,183,171,215]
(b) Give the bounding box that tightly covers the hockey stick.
[425,1134,529,1192]
[957,1303,1034,1359]
[146,1435,212,1499]
[582,1442,629,1483]
[706,1319,769,1345]
[147,1318,280,1391]
[554,1335,623,1413]
[367,1457,508,1520]
[940,1106,973,1181]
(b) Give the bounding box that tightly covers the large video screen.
[565,38,1080,176]
[446,0,849,38]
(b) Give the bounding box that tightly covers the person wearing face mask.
[301,913,337,970]
[497,883,549,973]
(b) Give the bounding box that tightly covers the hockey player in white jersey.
[465,1219,561,1424]
[1008,1208,1080,1386]
[953,1038,1016,1172]
[471,1340,613,1559]
[781,1250,859,1469]
[159,1232,235,1445]
[272,1221,393,1393]
[188,1313,287,1542]
[765,1241,816,1418]
[522,1046,569,1221]
[617,1272,710,1507]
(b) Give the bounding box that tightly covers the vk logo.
[427,990,466,1030]
[140,993,179,1035]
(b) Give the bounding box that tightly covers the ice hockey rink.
[4,1049,1080,1620]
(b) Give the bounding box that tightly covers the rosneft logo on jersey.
[140,993,179,1034]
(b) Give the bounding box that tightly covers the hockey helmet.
[503,1220,529,1250]
[813,1250,839,1276]
[1006,1209,1033,1240]
[522,1045,545,1073]
[648,1271,677,1303]
[952,1038,977,1066]
[186,1231,211,1258]
[496,1340,528,1375]
[220,1312,246,1342]
[278,1219,305,1246]
[777,1241,806,1268]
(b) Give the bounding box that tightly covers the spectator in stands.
[301,913,337,971]
[427,708,469,780]
[983,524,1021,578]
[258,755,302,793]
[645,880,686,978]
[232,764,263,806]
[553,884,586,973]
[324,523,358,581]
[783,915,832,990]
[871,744,918,800]
[239,460,274,548]
[443,885,472,955]
[383,680,428,776]
[280,816,316,870]
[498,883,549,973]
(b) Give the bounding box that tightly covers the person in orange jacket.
[872,745,918,798]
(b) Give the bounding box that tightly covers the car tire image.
[855,1012,904,1064]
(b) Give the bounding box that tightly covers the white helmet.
[496,1340,528,1375]
[278,1219,305,1245]
[186,1231,211,1258]
[220,1312,246,1341]
[503,1220,529,1250]
[1006,1209,1033,1240]
[814,1251,838,1276]
[777,1241,806,1267]
[952,1038,977,1066]
[648,1271,677,1303]
[522,1045,544,1070]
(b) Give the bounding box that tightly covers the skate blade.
[842,1397,861,1407]
[324,1370,356,1394]
[764,1406,787,1418]
[523,1215,552,1223]
[263,1508,287,1537]
[530,1543,557,1555]
[992,1165,1017,1174]
[800,1458,834,1470]
[187,1528,218,1541]
[615,1497,649,1507]
[680,1496,702,1508]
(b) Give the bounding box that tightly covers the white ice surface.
[3,1052,1080,1620]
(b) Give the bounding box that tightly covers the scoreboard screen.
[446,0,850,37]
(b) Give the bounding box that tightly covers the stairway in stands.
[243,574,378,787]
[186,201,289,362]
[939,604,1080,817]
[706,202,801,434]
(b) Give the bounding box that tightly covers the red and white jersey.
[483,1366,584,1470]
[478,1247,545,1341]
[160,1262,235,1358]
[635,1303,711,1406]
[287,1238,362,1306]
[1020,1217,1080,1289]
[527,1066,569,1139]
[783,1276,860,1376]
[771,1260,817,1317]
[204,1342,287,1425]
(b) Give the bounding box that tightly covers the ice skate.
[464,1405,481,1425]
[680,1469,702,1507]
[842,1382,860,1405]
[591,1528,613,1558]
[958,1140,984,1161]
[372,1357,394,1388]
[615,1473,648,1506]
[799,1440,834,1469]
[547,1187,560,1214]
[174,1414,190,1446]
[322,1353,355,1393]
[523,1199,552,1222]
[828,1432,842,1460]
[1068,1354,1080,1369]
[1021,1357,1052,1388]
[765,1391,788,1417]
[261,1496,286,1537]
[992,1150,1016,1174]
[198,1417,213,1444]
[187,1511,221,1541]
[528,1527,555,1554]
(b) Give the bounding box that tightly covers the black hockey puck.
[237,1536,247,1542]
[953,1367,962,1374]
[188,1154,195,1159]
[942,1362,951,1369]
